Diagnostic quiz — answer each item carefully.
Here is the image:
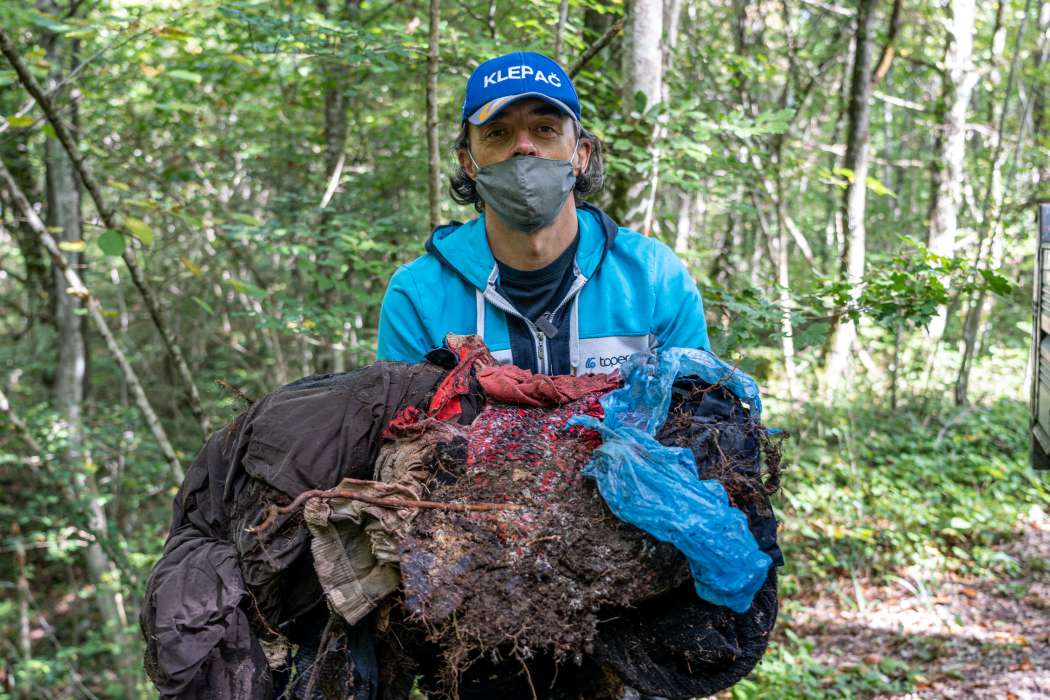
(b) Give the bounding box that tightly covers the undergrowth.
[735,395,1048,698]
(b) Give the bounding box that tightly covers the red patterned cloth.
[385,335,620,434]
[477,364,620,407]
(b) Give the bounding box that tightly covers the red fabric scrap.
[477,364,621,407]
[427,334,496,421]
[382,405,421,439]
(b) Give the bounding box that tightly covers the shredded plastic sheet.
[569,347,772,613]
[596,347,763,433]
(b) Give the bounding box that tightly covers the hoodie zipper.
[483,271,587,374]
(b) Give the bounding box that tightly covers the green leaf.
[228,279,267,298]
[97,230,126,257]
[795,322,831,349]
[125,218,154,246]
[156,26,192,40]
[167,70,203,84]
[865,175,897,198]
[978,269,1014,296]
[191,296,215,315]
[125,198,159,210]
[181,256,202,277]
[5,115,34,128]
[28,13,76,34]
[230,212,261,226]
[832,167,855,183]
[58,240,86,252]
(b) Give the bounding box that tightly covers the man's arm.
[377,266,432,363]
[650,241,712,351]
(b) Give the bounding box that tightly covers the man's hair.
[449,121,604,212]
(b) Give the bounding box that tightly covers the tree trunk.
[925,0,977,344]
[674,190,698,253]
[823,0,878,394]
[755,193,798,398]
[554,0,569,61]
[955,0,1041,404]
[426,0,442,231]
[37,15,137,693]
[1034,1,1050,186]
[621,0,663,232]
[319,0,355,373]
[0,155,185,483]
[583,5,614,44]
[12,522,32,700]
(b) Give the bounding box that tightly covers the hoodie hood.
[424,201,619,290]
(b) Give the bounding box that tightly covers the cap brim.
[468,92,577,125]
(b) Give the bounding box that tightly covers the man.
[378,51,711,374]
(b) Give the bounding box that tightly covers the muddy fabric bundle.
[590,568,779,699]
[307,420,463,626]
[140,362,446,699]
[570,348,776,613]
[381,358,782,699]
[395,392,690,681]
[141,341,782,700]
[584,379,783,699]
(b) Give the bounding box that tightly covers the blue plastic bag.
[568,347,772,613]
[597,347,763,433]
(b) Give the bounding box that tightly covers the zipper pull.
[536,312,558,337]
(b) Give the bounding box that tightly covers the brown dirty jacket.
[139,361,445,699]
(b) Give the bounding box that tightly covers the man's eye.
[484,129,505,139]
[537,125,557,135]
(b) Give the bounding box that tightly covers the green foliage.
[704,235,1018,362]
[857,236,1016,329]
[0,0,1046,697]
[776,398,1045,586]
[734,629,918,699]
[731,395,1046,697]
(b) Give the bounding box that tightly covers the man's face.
[459,98,591,175]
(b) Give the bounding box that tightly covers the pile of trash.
[141,336,783,699]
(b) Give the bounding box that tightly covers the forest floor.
[777,507,1050,699]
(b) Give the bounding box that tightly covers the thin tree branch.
[871,0,904,87]
[554,0,569,62]
[249,483,523,536]
[319,151,345,209]
[569,17,625,77]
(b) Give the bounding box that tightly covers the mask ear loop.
[569,121,582,173]
[466,147,481,173]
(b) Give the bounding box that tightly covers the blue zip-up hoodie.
[377,202,710,375]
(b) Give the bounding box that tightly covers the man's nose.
[511,128,538,156]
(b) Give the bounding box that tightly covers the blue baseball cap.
[461,51,581,125]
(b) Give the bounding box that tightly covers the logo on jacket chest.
[584,354,631,369]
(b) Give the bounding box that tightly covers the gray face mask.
[468,141,579,234]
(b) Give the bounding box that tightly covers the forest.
[0,0,1048,697]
